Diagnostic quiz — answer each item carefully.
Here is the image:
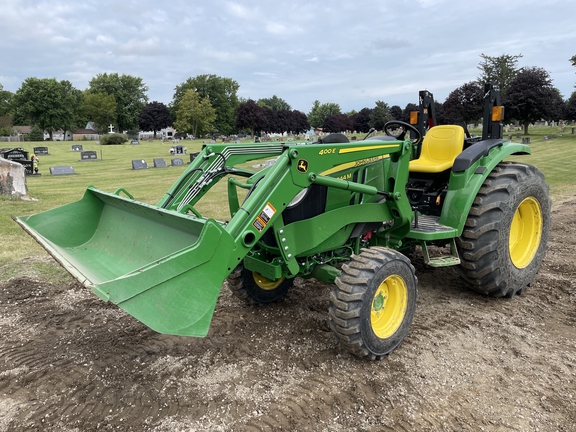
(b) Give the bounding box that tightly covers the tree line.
[2,54,576,139]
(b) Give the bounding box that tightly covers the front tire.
[329,247,418,359]
[226,266,293,304]
[456,162,551,297]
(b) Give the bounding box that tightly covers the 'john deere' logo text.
[297,159,309,173]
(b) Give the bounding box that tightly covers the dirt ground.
[1,196,575,432]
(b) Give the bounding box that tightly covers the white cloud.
[226,2,253,19]
[0,0,575,112]
[118,37,163,56]
[95,35,115,44]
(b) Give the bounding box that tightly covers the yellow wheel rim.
[370,275,408,339]
[252,272,285,291]
[509,197,543,269]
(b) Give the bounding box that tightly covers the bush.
[99,133,128,145]
[29,126,44,141]
[0,126,14,136]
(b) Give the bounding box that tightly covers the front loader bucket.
[14,186,236,337]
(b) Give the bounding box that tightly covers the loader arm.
[15,139,415,337]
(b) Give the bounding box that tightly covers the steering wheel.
[383,121,422,146]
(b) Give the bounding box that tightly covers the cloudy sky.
[1,0,575,113]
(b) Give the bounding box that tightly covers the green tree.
[81,92,117,133]
[173,75,239,135]
[138,101,173,139]
[570,55,576,67]
[504,67,560,135]
[12,77,83,139]
[257,95,292,111]
[87,73,148,132]
[173,90,216,138]
[0,83,13,116]
[307,100,341,128]
[477,53,523,95]
[28,125,44,141]
[369,101,390,130]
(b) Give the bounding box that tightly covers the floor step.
[421,238,461,267]
[412,214,454,234]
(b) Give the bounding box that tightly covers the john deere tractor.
[15,85,550,359]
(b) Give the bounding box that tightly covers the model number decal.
[318,148,336,155]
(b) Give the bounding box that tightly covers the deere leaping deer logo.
[297,159,309,173]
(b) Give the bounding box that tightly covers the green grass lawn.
[1,127,575,267]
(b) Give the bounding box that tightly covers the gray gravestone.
[132,159,148,170]
[171,158,184,166]
[189,152,200,163]
[80,150,98,161]
[153,158,167,168]
[33,146,49,155]
[171,145,186,155]
[130,139,140,145]
[71,144,83,152]
[50,166,76,175]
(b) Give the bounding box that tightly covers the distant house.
[45,130,64,141]
[68,128,99,141]
[13,126,31,135]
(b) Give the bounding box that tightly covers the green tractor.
[15,85,550,359]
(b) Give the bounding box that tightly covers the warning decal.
[252,202,277,232]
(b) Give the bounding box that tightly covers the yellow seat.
[409,125,465,173]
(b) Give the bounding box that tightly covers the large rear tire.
[226,266,293,304]
[329,247,418,360]
[456,162,551,297]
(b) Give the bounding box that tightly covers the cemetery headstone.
[130,139,140,145]
[0,147,29,161]
[515,133,521,139]
[18,160,39,176]
[131,159,148,170]
[153,158,168,168]
[0,158,27,195]
[171,145,186,155]
[50,166,76,176]
[171,158,184,166]
[79,150,98,161]
[33,146,49,155]
[521,137,531,144]
[351,136,357,141]
[71,144,83,152]
[189,152,200,163]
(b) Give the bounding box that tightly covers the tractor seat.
[409,125,465,173]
